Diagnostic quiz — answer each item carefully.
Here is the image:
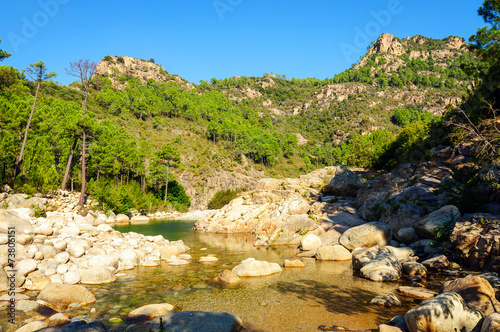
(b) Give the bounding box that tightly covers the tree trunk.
[61,137,78,190]
[77,89,89,206]
[164,162,169,202]
[14,81,40,184]
[77,131,86,206]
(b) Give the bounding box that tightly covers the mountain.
[0,33,483,212]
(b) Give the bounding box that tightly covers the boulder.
[119,249,140,266]
[0,267,9,291]
[54,252,70,265]
[402,261,427,277]
[48,313,71,327]
[115,214,129,224]
[404,293,483,332]
[17,258,37,276]
[315,245,351,261]
[217,270,240,284]
[339,222,391,250]
[283,259,305,268]
[130,215,149,224]
[127,303,175,320]
[150,311,243,332]
[24,270,51,290]
[68,244,85,258]
[323,165,363,197]
[353,246,402,282]
[300,233,322,251]
[385,246,415,260]
[481,312,500,332]
[440,275,500,316]
[370,294,402,307]
[63,271,81,285]
[37,284,96,308]
[80,267,115,284]
[396,227,420,244]
[422,255,449,270]
[88,255,119,269]
[285,197,310,215]
[0,209,34,234]
[396,286,436,300]
[450,213,500,271]
[414,205,460,239]
[15,321,49,332]
[36,321,108,331]
[232,258,282,277]
[160,244,180,260]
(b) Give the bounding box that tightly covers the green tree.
[64,59,97,206]
[0,40,10,61]
[156,143,180,202]
[14,61,56,184]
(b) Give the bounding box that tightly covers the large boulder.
[15,321,49,332]
[315,245,351,261]
[80,267,116,284]
[232,258,282,277]
[481,312,500,332]
[0,209,33,234]
[352,246,402,282]
[127,303,175,320]
[115,214,129,224]
[450,213,500,271]
[300,233,322,251]
[323,165,363,197]
[130,215,149,224]
[404,293,483,332]
[339,222,391,250]
[413,205,460,239]
[37,284,96,308]
[440,275,500,316]
[150,311,243,332]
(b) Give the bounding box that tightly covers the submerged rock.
[150,311,243,332]
[232,258,282,277]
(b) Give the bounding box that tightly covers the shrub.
[207,188,245,210]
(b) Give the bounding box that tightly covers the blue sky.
[0,0,486,85]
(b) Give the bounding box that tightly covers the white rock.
[300,233,322,251]
[17,259,38,277]
[232,258,282,277]
[54,252,70,264]
[63,271,81,284]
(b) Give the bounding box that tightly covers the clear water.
[106,221,415,331]
[1,221,420,332]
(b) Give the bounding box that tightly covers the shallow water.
[104,221,415,331]
[0,221,421,332]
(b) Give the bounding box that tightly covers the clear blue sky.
[0,0,486,85]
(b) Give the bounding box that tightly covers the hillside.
[0,33,485,212]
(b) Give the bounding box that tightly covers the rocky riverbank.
[1,147,500,331]
[194,148,500,331]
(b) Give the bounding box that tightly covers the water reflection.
[91,221,411,331]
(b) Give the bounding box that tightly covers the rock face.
[339,222,391,250]
[404,293,483,332]
[368,33,406,56]
[413,205,460,239]
[232,258,282,277]
[440,276,500,316]
[37,284,96,308]
[352,246,402,282]
[450,213,500,271]
[150,311,243,332]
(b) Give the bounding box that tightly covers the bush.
[207,188,245,210]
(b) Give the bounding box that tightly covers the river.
[76,219,424,332]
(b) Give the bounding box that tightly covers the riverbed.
[73,219,423,332]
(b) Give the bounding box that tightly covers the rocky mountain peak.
[367,33,405,56]
[94,56,194,90]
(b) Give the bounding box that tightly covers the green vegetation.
[1,9,497,213]
[207,188,246,210]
